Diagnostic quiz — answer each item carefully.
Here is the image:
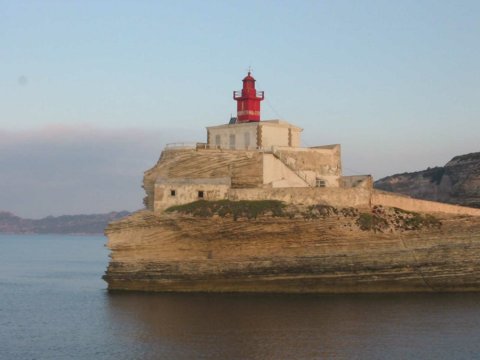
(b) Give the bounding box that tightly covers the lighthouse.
[233,72,264,122]
[207,72,302,150]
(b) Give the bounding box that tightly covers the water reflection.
[106,292,480,359]
[5,235,479,359]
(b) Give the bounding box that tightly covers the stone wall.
[227,187,480,216]
[372,190,480,216]
[228,187,372,208]
[154,178,231,212]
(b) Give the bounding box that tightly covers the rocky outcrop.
[104,204,480,293]
[374,152,480,208]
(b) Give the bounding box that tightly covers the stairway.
[271,149,314,187]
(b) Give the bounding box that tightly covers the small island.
[104,73,480,293]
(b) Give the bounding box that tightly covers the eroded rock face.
[374,152,480,209]
[104,208,480,293]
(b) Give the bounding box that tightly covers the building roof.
[206,119,303,131]
[242,72,255,82]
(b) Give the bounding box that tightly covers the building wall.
[206,119,303,150]
[260,124,289,148]
[207,123,259,150]
[273,145,342,187]
[154,178,230,212]
[262,154,309,187]
[259,121,302,148]
[289,128,302,147]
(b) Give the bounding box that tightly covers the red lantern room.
[233,72,264,122]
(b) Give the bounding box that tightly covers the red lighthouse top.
[233,71,264,122]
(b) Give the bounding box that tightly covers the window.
[229,134,236,149]
[170,189,176,196]
[215,134,221,147]
[244,132,250,148]
[198,190,204,198]
[316,179,326,188]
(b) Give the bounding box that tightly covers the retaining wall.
[372,190,480,216]
[228,187,372,208]
[228,188,480,216]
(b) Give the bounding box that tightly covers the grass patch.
[165,200,287,220]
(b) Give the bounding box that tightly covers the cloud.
[0,124,202,218]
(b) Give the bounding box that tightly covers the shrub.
[390,207,441,230]
[357,212,389,232]
[305,205,338,219]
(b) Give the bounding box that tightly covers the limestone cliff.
[104,203,480,293]
[374,152,480,208]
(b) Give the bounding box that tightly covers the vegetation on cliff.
[166,200,287,220]
[164,200,440,232]
[357,206,441,232]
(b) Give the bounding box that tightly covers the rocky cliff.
[104,201,480,293]
[374,152,480,208]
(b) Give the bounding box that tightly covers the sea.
[1,234,480,360]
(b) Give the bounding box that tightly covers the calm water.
[1,235,480,360]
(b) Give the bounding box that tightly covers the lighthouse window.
[170,189,176,196]
[316,179,326,188]
[229,134,236,149]
[198,190,204,198]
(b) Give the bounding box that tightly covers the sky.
[1,1,479,218]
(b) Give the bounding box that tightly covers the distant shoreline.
[0,211,132,235]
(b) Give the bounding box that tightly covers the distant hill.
[0,211,131,234]
[374,152,480,209]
